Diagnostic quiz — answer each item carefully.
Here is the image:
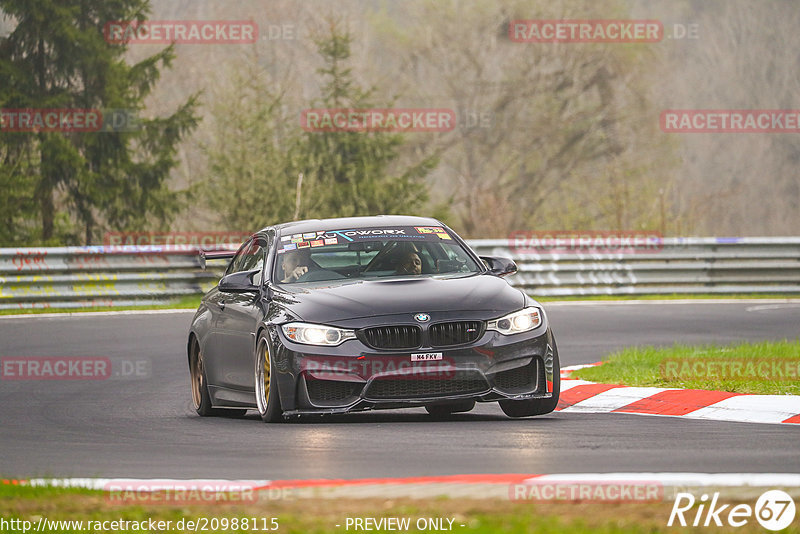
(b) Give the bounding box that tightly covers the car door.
[203,238,254,391]
[214,236,268,392]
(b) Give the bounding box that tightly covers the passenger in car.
[395,251,423,275]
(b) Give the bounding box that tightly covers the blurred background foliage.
[1,0,798,244]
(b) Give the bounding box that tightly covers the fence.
[470,237,800,297]
[1,238,798,310]
[0,246,223,310]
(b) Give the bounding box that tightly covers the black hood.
[274,274,525,324]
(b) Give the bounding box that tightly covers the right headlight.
[487,307,543,335]
[281,322,356,346]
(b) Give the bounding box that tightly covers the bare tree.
[369,0,676,237]
[649,0,800,235]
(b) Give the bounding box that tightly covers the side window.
[240,240,266,285]
[225,239,255,275]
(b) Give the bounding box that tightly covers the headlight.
[281,322,356,346]
[487,307,543,335]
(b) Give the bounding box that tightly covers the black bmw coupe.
[187,215,560,422]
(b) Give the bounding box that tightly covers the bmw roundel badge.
[414,313,430,322]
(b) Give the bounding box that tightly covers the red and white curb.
[558,364,800,425]
[5,473,800,501]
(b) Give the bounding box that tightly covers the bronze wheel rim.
[262,343,270,400]
[256,341,271,414]
[190,343,203,409]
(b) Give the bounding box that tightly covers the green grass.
[535,293,800,302]
[573,339,800,395]
[0,295,202,315]
[0,484,790,533]
[2,293,797,316]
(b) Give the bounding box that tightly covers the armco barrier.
[0,246,226,310]
[469,237,800,297]
[0,237,798,309]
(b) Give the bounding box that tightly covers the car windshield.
[274,225,482,284]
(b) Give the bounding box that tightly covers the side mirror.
[219,269,260,293]
[480,256,517,277]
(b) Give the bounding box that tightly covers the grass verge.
[0,295,202,316]
[572,339,800,395]
[2,293,798,316]
[1,484,792,533]
[535,293,800,302]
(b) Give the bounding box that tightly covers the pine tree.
[0,0,197,244]
[202,21,439,230]
[293,21,437,219]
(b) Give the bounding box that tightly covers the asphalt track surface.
[1,301,798,479]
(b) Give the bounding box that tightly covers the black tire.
[189,336,247,418]
[499,339,561,418]
[255,332,284,423]
[425,399,476,417]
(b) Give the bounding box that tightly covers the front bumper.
[270,323,557,416]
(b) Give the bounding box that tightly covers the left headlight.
[281,322,357,346]
[487,307,543,335]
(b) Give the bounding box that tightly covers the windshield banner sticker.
[280,227,452,250]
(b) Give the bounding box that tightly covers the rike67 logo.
[668,490,796,530]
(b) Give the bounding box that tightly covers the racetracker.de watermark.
[509,230,664,255]
[661,358,800,382]
[1,109,101,132]
[509,480,663,502]
[300,108,456,133]
[0,357,151,381]
[1,108,144,133]
[103,232,251,252]
[103,480,266,504]
[302,355,457,380]
[661,110,800,133]
[103,20,258,44]
[509,20,663,43]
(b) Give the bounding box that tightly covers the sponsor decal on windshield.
[278,227,453,252]
[414,226,452,240]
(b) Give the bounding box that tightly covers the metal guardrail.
[470,237,800,297]
[1,238,798,309]
[0,246,224,310]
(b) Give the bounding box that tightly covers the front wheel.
[499,339,560,418]
[255,333,284,423]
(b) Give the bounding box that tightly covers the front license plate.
[411,353,443,361]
